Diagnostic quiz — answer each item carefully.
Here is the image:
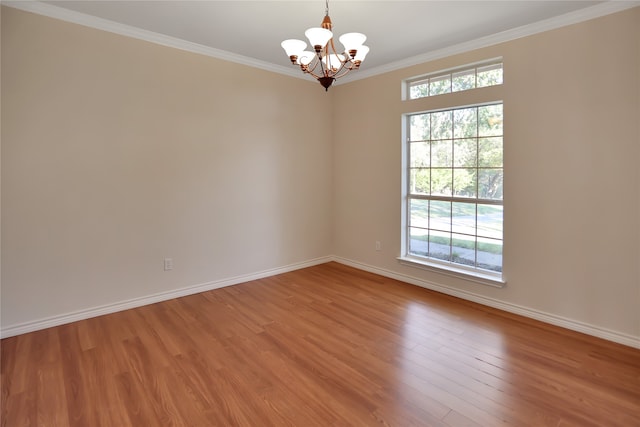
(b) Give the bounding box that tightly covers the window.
[407,61,503,100]
[403,103,504,282]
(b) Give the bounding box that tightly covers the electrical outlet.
[164,258,173,271]
[375,241,382,251]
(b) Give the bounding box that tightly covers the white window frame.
[404,58,503,101]
[399,101,506,287]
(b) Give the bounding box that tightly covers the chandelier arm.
[300,54,323,79]
[328,38,339,56]
[331,47,356,77]
[301,58,328,81]
[328,58,349,77]
[333,65,355,79]
[300,68,332,87]
[322,39,343,76]
[303,49,357,82]
[304,68,325,80]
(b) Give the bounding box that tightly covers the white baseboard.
[331,256,640,350]
[0,256,332,339]
[3,254,639,350]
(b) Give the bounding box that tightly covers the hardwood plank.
[113,371,159,426]
[35,330,69,427]
[442,409,485,427]
[2,262,639,426]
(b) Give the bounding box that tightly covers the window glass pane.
[452,233,476,267]
[478,137,503,167]
[477,237,502,272]
[478,104,503,137]
[431,139,453,167]
[452,69,475,92]
[429,200,451,232]
[454,139,477,167]
[453,168,477,198]
[410,199,429,228]
[410,83,429,100]
[478,169,503,200]
[477,63,503,88]
[410,142,430,167]
[409,168,430,195]
[454,108,477,138]
[452,202,476,235]
[406,61,502,100]
[410,114,430,141]
[429,75,451,96]
[404,98,503,275]
[430,168,452,196]
[409,227,428,256]
[477,204,503,239]
[428,230,451,261]
[431,110,453,140]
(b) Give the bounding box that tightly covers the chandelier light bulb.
[354,45,370,62]
[304,27,333,51]
[281,39,307,59]
[339,32,366,56]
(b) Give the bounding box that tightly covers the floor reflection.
[394,301,513,425]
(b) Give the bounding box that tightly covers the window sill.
[397,256,506,288]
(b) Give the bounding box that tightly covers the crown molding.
[350,1,640,82]
[2,0,305,80]
[4,1,639,84]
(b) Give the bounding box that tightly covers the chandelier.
[281,0,369,91]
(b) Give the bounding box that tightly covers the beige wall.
[333,8,640,340]
[2,6,639,344]
[1,7,333,329]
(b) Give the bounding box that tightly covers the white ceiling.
[11,1,640,80]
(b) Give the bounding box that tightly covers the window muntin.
[406,103,503,274]
[407,61,503,100]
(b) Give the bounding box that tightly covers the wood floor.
[2,262,639,426]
